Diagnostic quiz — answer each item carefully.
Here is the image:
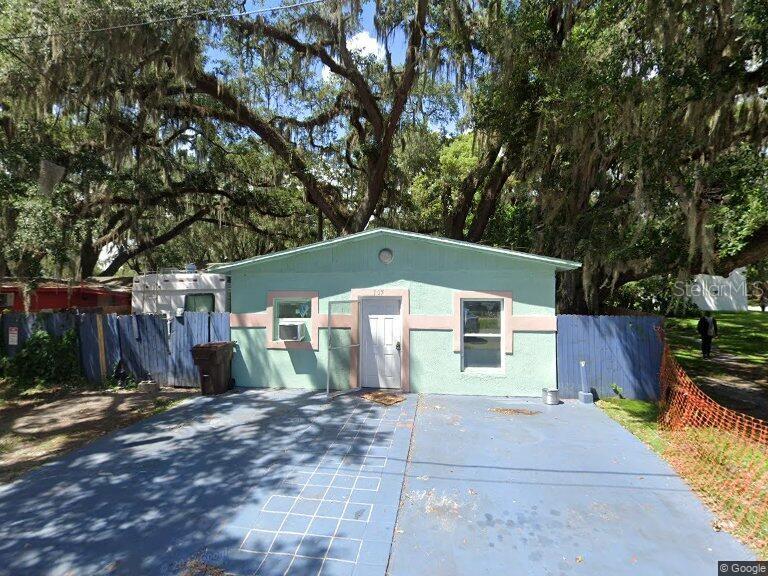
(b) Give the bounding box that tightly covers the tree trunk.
[466,156,515,242]
[316,208,324,241]
[557,269,590,314]
[77,233,100,279]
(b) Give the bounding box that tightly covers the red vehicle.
[0,278,131,313]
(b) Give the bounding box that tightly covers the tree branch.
[718,224,768,274]
[232,13,383,128]
[466,153,516,242]
[99,208,211,276]
[446,143,503,239]
[346,0,428,232]
[271,91,347,130]
[165,73,349,231]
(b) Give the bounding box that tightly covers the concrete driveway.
[0,390,416,576]
[0,390,753,575]
[389,395,752,575]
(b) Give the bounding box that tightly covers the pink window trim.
[510,316,557,332]
[452,291,514,354]
[230,313,269,328]
[266,291,319,351]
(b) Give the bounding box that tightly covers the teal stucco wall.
[228,232,559,396]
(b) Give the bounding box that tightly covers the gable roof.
[210,228,581,273]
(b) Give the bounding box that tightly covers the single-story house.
[212,228,580,396]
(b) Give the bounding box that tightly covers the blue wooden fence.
[556,315,664,401]
[1,311,230,387]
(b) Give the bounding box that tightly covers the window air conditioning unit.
[0,293,14,308]
[278,322,303,342]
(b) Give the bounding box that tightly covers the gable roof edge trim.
[209,228,581,272]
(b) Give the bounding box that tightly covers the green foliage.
[708,146,768,259]
[149,396,181,416]
[403,133,479,230]
[0,329,83,393]
[103,370,137,390]
[610,383,624,399]
[481,191,535,251]
[604,275,700,317]
[1,0,767,313]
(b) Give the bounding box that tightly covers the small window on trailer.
[0,292,14,308]
[184,293,215,312]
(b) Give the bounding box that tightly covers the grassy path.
[664,313,768,420]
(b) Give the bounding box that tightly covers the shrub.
[1,329,83,391]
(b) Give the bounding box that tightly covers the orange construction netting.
[658,333,768,555]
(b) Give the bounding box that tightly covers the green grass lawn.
[664,312,768,376]
[597,398,668,454]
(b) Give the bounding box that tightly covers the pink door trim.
[452,291,514,353]
[350,288,410,393]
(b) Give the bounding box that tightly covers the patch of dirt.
[179,559,229,576]
[362,391,405,406]
[0,386,197,484]
[686,351,768,421]
[490,407,540,416]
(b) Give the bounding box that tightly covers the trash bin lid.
[191,341,234,361]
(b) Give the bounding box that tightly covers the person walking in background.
[696,311,718,359]
[760,291,767,313]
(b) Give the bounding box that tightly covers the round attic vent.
[378,248,394,264]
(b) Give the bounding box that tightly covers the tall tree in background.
[0,106,314,279]
[0,0,431,236]
[1,0,767,313]
[438,0,768,311]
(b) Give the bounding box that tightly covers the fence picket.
[2,311,231,387]
[556,315,663,400]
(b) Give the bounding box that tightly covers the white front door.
[360,298,402,389]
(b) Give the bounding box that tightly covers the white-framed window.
[274,299,312,341]
[461,299,503,371]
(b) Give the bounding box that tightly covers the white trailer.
[131,268,229,316]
